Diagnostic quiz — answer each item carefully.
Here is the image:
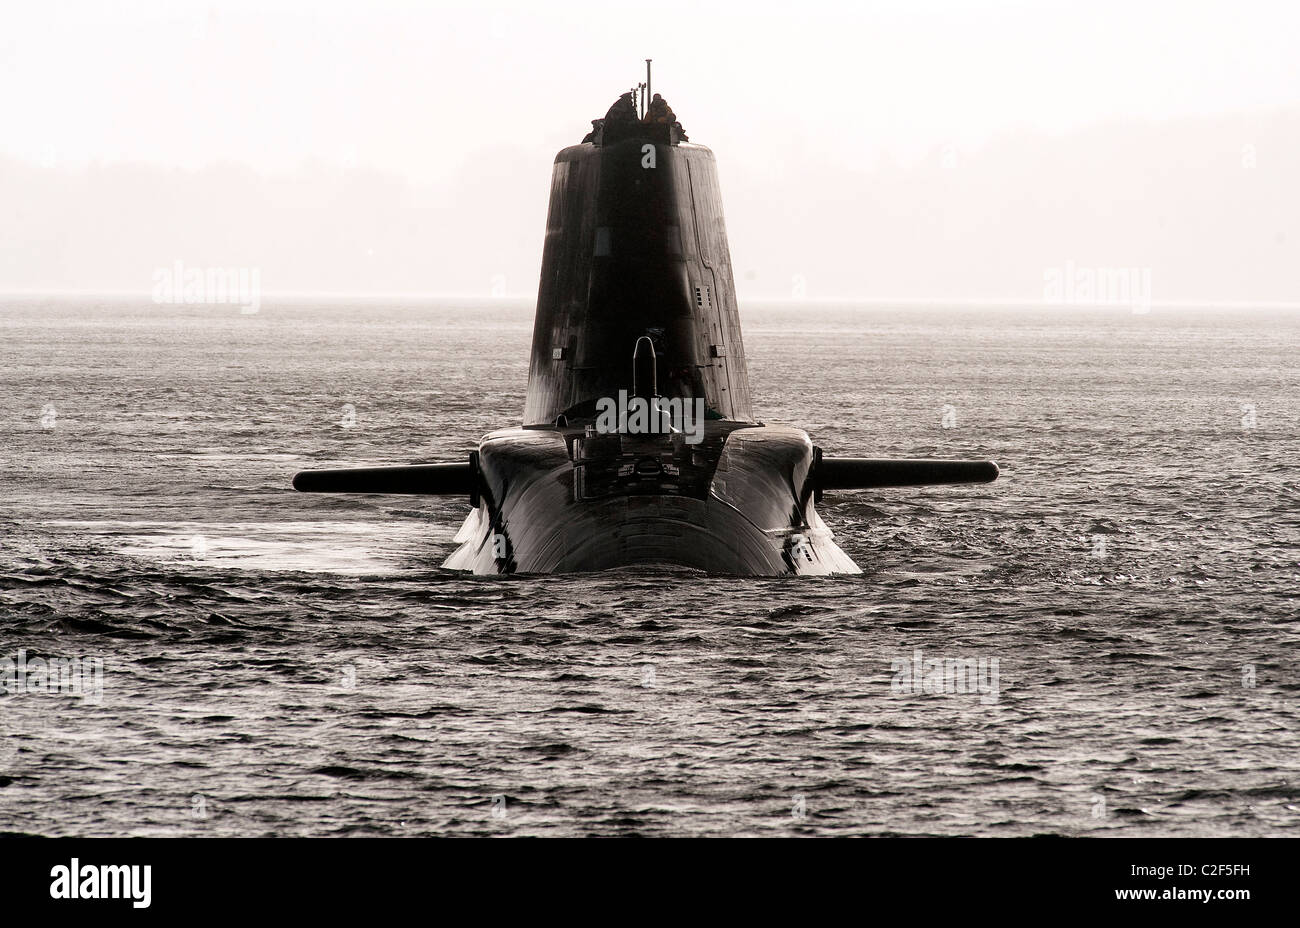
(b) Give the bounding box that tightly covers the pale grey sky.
[2,0,1298,300]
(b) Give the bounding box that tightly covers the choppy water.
[1,296,1297,836]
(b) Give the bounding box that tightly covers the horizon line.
[1,289,1298,311]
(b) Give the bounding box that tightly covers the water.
[1,296,1297,836]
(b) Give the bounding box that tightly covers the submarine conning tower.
[523,93,753,426]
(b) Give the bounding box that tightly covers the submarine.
[293,73,999,575]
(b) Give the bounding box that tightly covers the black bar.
[0,836,1281,917]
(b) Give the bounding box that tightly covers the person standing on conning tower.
[644,92,675,125]
[604,92,639,125]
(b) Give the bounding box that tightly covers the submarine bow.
[293,85,999,575]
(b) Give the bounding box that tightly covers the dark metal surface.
[442,423,859,575]
[522,139,752,425]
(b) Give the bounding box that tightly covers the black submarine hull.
[451,134,865,575]
[444,423,859,575]
[291,90,999,576]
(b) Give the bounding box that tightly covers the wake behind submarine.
[293,75,999,575]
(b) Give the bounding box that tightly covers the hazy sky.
[3,0,1298,300]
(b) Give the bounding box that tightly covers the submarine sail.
[525,123,751,424]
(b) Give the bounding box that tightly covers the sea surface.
[1,296,1297,836]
